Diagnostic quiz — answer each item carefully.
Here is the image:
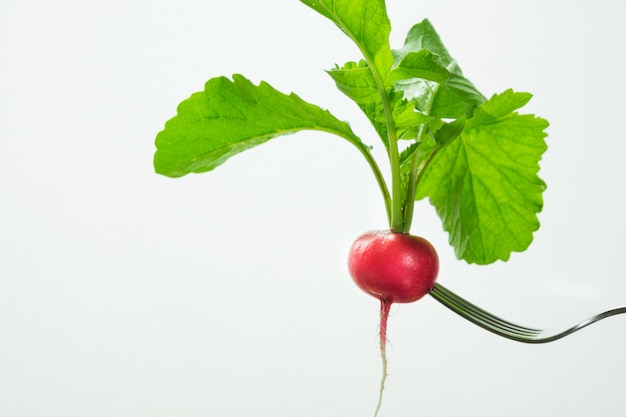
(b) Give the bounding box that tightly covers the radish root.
[374,298,392,417]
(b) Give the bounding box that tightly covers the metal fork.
[429,283,626,343]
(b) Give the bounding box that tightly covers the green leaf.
[392,19,485,118]
[386,49,450,85]
[393,19,455,69]
[390,99,433,139]
[328,61,430,144]
[434,117,466,146]
[327,60,379,105]
[416,89,549,264]
[300,0,393,79]
[327,60,387,141]
[431,73,487,119]
[154,74,362,177]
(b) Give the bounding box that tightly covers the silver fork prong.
[430,283,626,343]
[452,286,541,335]
[431,284,540,336]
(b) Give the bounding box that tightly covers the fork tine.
[430,283,626,343]
[430,284,511,336]
[431,284,540,336]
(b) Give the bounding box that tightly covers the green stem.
[407,141,443,224]
[362,59,402,232]
[401,86,440,233]
[341,37,400,231]
[381,95,403,232]
[353,140,393,225]
[402,141,441,233]
[402,142,423,233]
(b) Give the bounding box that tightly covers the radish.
[154,1,550,415]
[348,230,439,416]
[348,230,439,304]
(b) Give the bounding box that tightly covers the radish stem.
[374,298,392,417]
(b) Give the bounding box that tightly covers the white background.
[2,1,626,416]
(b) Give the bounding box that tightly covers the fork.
[429,283,626,343]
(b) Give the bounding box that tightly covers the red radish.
[348,230,439,416]
[348,230,439,304]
